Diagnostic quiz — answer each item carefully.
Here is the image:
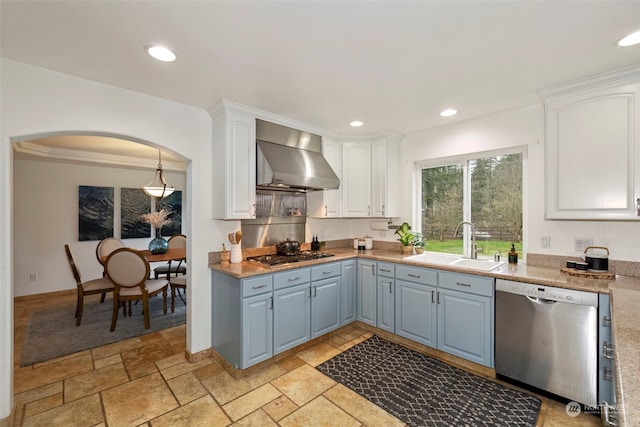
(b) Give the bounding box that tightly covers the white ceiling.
[2,1,640,160]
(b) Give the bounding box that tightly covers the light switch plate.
[540,236,550,249]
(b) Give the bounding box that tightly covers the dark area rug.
[317,335,541,427]
[21,293,185,366]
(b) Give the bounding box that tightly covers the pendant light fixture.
[143,150,175,199]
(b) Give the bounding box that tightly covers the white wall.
[13,157,186,297]
[0,58,217,419]
[400,104,640,262]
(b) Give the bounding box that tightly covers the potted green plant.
[395,222,416,254]
[414,233,426,254]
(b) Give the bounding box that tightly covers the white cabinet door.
[342,141,371,217]
[541,67,640,220]
[308,136,342,217]
[211,107,256,219]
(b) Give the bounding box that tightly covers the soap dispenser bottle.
[508,243,518,264]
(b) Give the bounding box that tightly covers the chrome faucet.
[454,221,477,259]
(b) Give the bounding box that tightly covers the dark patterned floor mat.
[316,335,541,426]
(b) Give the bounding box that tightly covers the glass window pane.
[470,153,523,257]
[420,164,463,254]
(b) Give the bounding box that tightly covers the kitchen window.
[416,148,525,259]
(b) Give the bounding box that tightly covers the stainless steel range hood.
[256,119,340,191]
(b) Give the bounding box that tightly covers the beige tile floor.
[4,291,601,426]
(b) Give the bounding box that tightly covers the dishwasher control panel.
[495,279,598,306]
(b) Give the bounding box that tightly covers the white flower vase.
[230,243,242,264]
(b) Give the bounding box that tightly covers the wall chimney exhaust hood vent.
[256,119,340,191]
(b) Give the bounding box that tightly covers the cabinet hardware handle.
[603,341,615,359]
[323,271,333,275]
[603,316,612,327]
[253,284,267,289]
[603,366,613,381]
[408,274,420,278]
[313,286,317,297]
[437,291,441,304]
[371,265,375,275]
[389,283,393,293]
[252,203,256,217]
[601,401,617,426]
[269,297,273,310]
[382,204,385,216]
[456,282,471,287]
[381,268,390,272]
[431,290,435,303]
[367,206,371,216]
[325,205,328,216]
[308,288,312,299]
[289,277,301,282]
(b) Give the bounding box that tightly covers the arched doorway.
[12,131,190,365]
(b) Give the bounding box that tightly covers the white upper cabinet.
[210,102,256,219]
[342,133,401,218]
[308,135,342,218]
[540,65,640,220]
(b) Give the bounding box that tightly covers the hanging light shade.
[143,150,175,198]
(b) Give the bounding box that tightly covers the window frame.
[413,146,528,258]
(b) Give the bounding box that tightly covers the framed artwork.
[78,186,114,241]
[160,190,182,236]
[121,188,151,239]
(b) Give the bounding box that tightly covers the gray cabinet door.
[357,260,377,326]
[311,276,341,338]
[341,260,356,325]
[376,276,395,332]
[395,279,437,348]
[437,288,493,367]
[242,293,273,367]
[273,283,311,354]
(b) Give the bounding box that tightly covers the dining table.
[102,248,186,280]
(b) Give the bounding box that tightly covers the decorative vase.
[149,229,168,254]
[401,244,414,255]
[415,247,424,254]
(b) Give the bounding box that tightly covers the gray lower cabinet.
[341,259,356,325]
[598,293,615,407]
[395,265,437,347]
[212,271,274,369]
[437,271,494,367]
[376,262,395,332]
[311,277,341,338]
[357,259,377,326]
[273,268,312,355]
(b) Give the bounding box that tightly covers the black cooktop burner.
[247,251,335,266]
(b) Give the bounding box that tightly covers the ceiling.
[2,1,640,161]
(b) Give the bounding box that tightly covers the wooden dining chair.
[104,247,169,331]
[169,274,187,313]
[64,244,115,326]
[95,237,125,275]
[153,234,187,279]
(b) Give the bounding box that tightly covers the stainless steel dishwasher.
[495,279,598,406]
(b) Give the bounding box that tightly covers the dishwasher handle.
[527,296,558,304]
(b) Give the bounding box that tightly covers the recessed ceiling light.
[146,45,177,62]
[618,30,640,47]
[440,109,457,117]
[350,120,364,127]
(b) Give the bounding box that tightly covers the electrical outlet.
[540,236,550,249]
[29,273,38,281]
[574,237,593,252]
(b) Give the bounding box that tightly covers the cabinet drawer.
[438,271,494,297]
[242,275,273,297]
[311,262,341,281]
[395,265,436,285]
[377,262,395,277]
[274,268,311,290]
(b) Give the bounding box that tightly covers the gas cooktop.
[247,251,335,267]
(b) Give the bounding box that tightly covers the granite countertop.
[209,247,640,426]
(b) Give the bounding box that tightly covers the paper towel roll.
[370,221,389,231]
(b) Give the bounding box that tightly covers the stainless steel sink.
[404,252,504,271]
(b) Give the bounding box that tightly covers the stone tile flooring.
[5,291,602,426]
